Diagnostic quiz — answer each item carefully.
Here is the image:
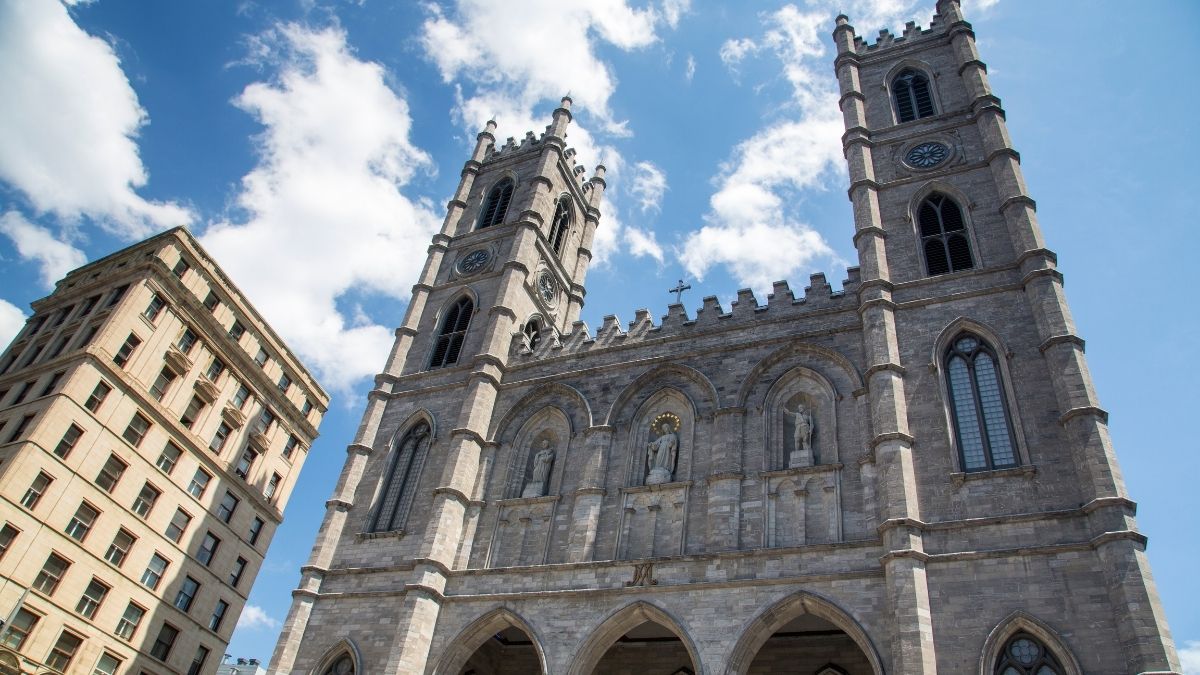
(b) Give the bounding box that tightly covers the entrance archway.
[569,602,701,675]
[726,592,883,675]
[433,609,546,675]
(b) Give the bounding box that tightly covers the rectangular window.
[106,284,129,308]
[229,556,247,587]
[232,382,251,409]
[115,602,145,640]
[187,645,210,675]
[39,371,64,396]
[277,372,292,393]
[94,454,128,492]
[150,623,179,661]
[20,341,45,367]
[177,327,198,354]
[54,423,84,458]
[283,434,300,459]
[141,553,169,589]
[21,471,53,509]
[228,320,245,342]
[52,305,74,327]
[77,324,99,348]
[75,578,110,619]
[113,332,142,367]
[196,531,220,566]
[144,294,166,322]
[105,528,135,567]
[48,333,73,359]
[0,523,18,560]
[209,599,229,632]
[205,358,225,382]
[174,576,200,612]
[217,491,239,523]
[172,258,190,279]
[149,367,177,401]
[27,315,46,337]
[248,516,265,546]
[254,347,269,367]
[203,291,219,312]
[302,398,313,416]
[209,421,232,453]
[156,441,182,474]
[188,468,212,498]
[179,395,206,429]
[33,552,70,595]
[45,630,83,672]
[80,294,100,316]
[252,407,275,435]
[131,483,160,519]
[165,508,192,543]
[265,472,282,501]
[235,447,258,479]
[1,608,39,650]
[7,413,34,442]
[65,502,99,541]
[12,380,35,404]
[92,652,123,675]
[122,413,152,447]
[84,381,111,412]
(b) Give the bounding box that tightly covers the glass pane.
[975,353,1016,466]
[1010,637,1039,664]
[948,357,985,470]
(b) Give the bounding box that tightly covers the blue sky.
[1,0,1197,669]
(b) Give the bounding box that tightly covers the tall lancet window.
[892,68,935,122]
[919,193,973,276]
[946,333,1017,472]
[478,178,514,229]
[549,197,571,254]
[371,422,431,533]
[993,633,1064,674]
[430,297,473,368]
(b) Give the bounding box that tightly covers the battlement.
[482,125,592,187]
[840,0,966,56]
[508,267,862,362]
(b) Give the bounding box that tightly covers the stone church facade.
[268,2,1181,673]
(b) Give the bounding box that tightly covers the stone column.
[834,15,937,674]
[706,407,745,550]
[567,425,612,561]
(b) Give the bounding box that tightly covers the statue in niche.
[784,402,816,467]
[645,416,680,485]
[521,439,556,498]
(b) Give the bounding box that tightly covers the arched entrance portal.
[457,625,541,675]
[593,619,697,674]
[746,614,872,674]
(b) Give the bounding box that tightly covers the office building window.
[165,508,192,543]
[132,483,161,519]
[94,454,128,492]
[105,528,136,567]
[141,553,169,590]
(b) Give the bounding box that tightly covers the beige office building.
[0,228,327,675]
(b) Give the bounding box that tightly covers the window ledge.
[951,464,1035,486]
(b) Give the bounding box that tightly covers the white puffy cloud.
[624,226,664,264]
[660,0,691,29]
[1180,640,1200,675]
[686,1,924,292]
[236,604,281,631]
[0,212,87,289]
[202,23,440,393]
[0,299,27,348]
[629,161,668,214]
[0,0,191,238]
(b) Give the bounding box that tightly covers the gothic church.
[268,2,1181,673]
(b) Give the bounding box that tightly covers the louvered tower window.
[478,178,514,229]
[370,422,431,533]
[946,333,1017,472]
[430,297,473,368]
[892,69,935,123]
[548,197,571,254]
[993,633,1064,674]
[522,318,542,350]
[919,193,973,275]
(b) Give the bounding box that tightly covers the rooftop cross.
[669,279,692,304]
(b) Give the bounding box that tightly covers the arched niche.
[503,406,572,499]
[624,387,697,487]
[429,608,547,675]
[490,382,592,443]
[604,363,718,427]
[763,366,839,470]
[978,611,1082,675]
[311,638,363,675]
[725,592,884,675]
[567,602,702,675]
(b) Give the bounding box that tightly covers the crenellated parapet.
[508,268,862,362]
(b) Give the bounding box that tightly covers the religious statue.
[645,421,679,485]
[521,439,555,498]
[784,403,815,467]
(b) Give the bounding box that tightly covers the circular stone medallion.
[537,272,557,304]
[905,141,949,169]
[457,248,490,275]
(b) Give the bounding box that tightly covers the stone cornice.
[1038,334,1085,353]
[869,431,915,450]
[1058,405,1109,426]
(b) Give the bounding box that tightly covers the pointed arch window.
[430,297,473,368]
[919,193,973,276]
[478,178,515,229]
[548,197,571,255]
[994,633,1063,674]
[946,333,1017,472]
[893,69,935,123]
[370,422,431,533]
[522,318,542,350]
